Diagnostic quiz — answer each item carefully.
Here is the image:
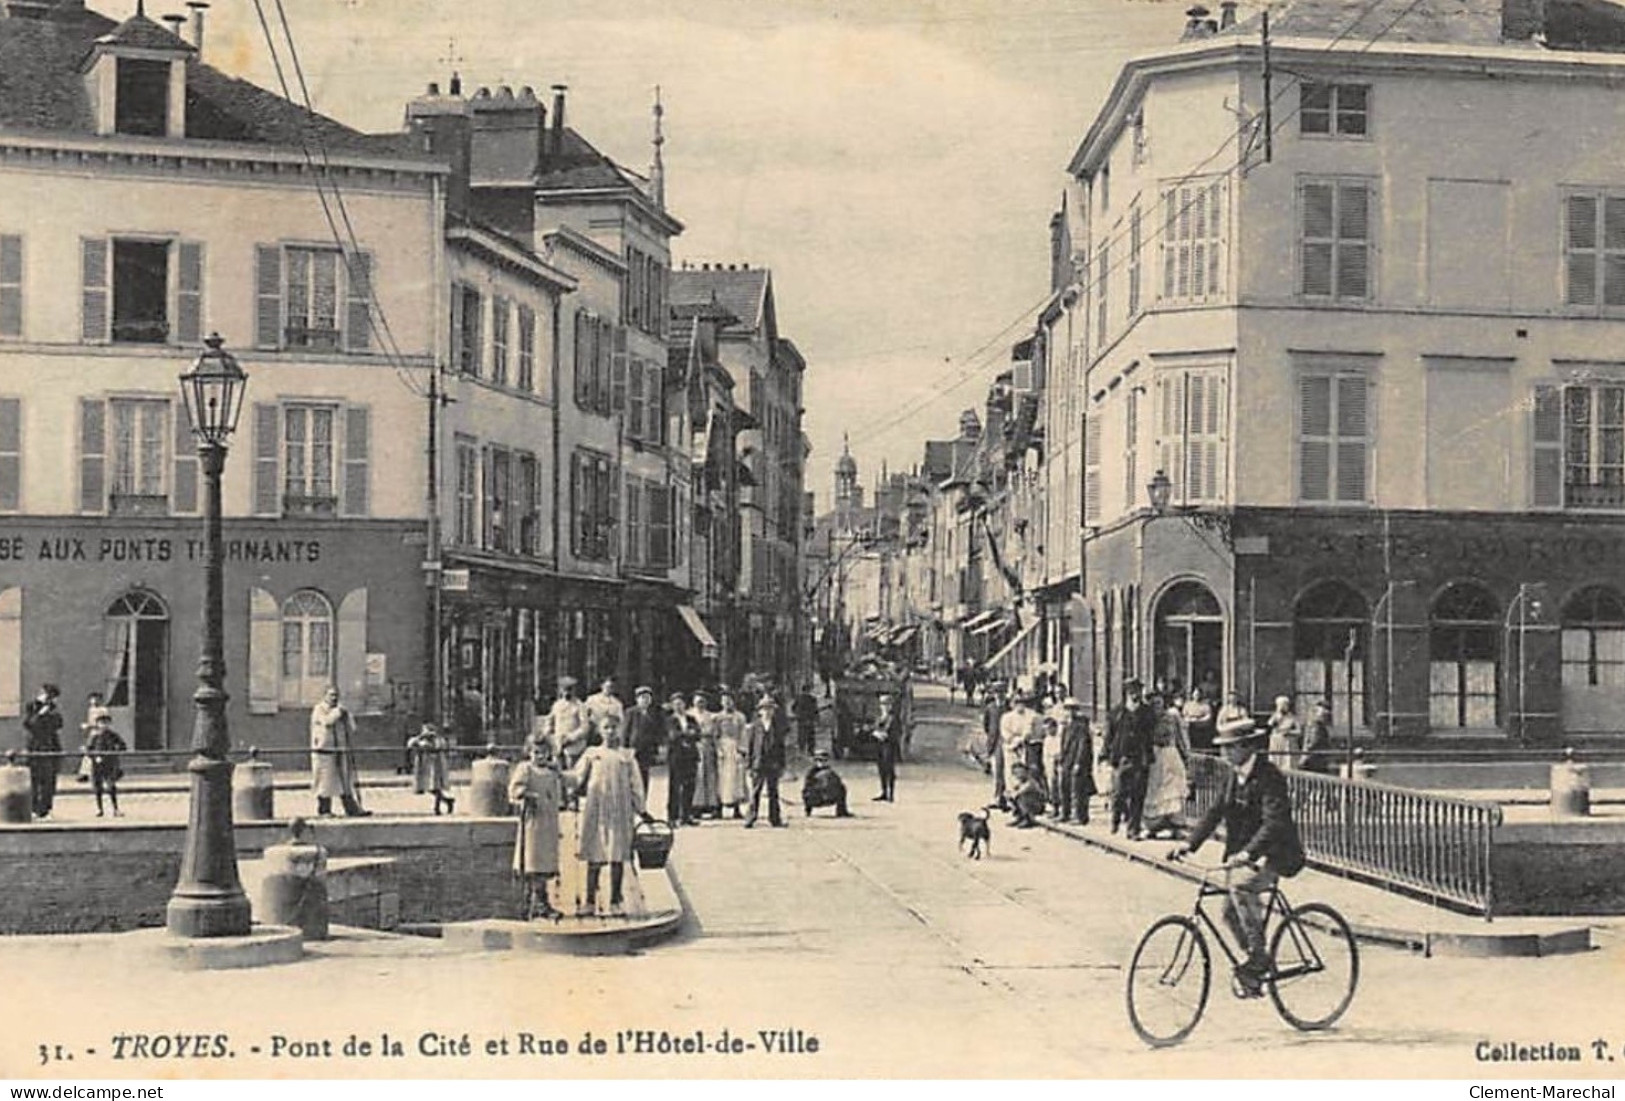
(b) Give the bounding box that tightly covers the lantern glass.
[178,333,247,446]
[1147,468,1173,513]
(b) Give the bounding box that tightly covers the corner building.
[1071,0,1625,743]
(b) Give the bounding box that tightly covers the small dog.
[958,809,992,859]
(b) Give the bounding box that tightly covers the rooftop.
[670,265,772,333]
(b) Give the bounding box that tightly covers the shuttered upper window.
[1083,412,1102,524]
[1562,191,1625,311]
[0,236,22,339]
[76,397,194,515]
[81,238,204,345]
[255,244,373,353]
[1156,369,1228,505]
[1532,382,1625,510]
[1161,177,1226,303]
[1299,179,1373,302]
[250,401,370,518]
[0,399,19,513]
[1298,371,1369,504]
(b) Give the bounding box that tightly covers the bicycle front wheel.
[1126,914,1212,1048]
[1267,902,1359,1031]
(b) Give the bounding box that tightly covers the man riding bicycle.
[1170,719,1305,997]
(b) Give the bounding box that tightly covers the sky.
[103,0,1193,508]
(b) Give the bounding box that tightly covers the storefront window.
[1294,581,1368,729]
[1152,580,1221,699]
[280,589,333,707]
[1561,585,1625,732]
[1429,583,1500,729]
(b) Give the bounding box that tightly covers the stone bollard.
[258,818,329,940]
[467,744,511,818]
[232,747,276,821]
[0,750,29,823]
[1551,748,1591,817]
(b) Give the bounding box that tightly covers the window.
[115,58,170,138]
[250,402,369,518]
[1299,82,1369,137]
[110,398,168,504]
[1156,370,1228,504]
[648,482,674,569]
[455,283,483,376]
[1127,203,1142,319]
[78,397,193,515]
[1561,585,1625,731]
[624,474,645,567]
[628,359,646,443]
[1294,582,1368,728]
[1161,178,1226,303]
[570,448,618,561]
[1562,191,1625,310]
[1122,388,1138,509]
[1083,412,1102,523]
[573,311,616,415]
[491,296,510,386]
[254,245,371,353]
[1095,242,1109,349]
[1299,179,1373,301]
[279,590,333,708]
[81,238,203,346]
[0,235,21,338]
[484,446,512,552]
[518,452,540,555]
[455,438,477,545]
[1534,382,1625,509]
[1298,370,1368,504]
[0,399,19,512]
[611,326,628,416]
[517,304,536,391]
[1429,583,1500,729]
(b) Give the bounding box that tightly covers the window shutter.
[176,241,204,344]
[574,311,590,407]
[627,359,645,442]
[647,366,665,443]
[1532,384,1564,508]
[605,456,620,560]
[596,318,614,415]
[253,403,280,515]
[337,587,369,711]
[344,250,372,353]
[1336,183,1370,299]
[0,587,20,718]
[1160,189,1177,299]
[481,446,495,548]
[570,451,584,557]
[611,325,628,415]
[1207,179,1226,295]
[79,398,105,513]
[81,238,108,343]
[0,399,18,512]
[1566,195,1599,307]
[1083,413,1102,523]
[625,475,643,566]
[1300,184,1335,297]
[1299,376,1332,502]
[0,235,21,338]
[650,483,673,568]
[172,400,197,513]
[1123,389,1138,508]
[342,405,370,517]
[248,586,280,715]
[450,282,465,371]
[1604,199,1625,308]
[1335,375,1368,502]
[255,245,282,349]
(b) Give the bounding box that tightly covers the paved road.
[2,696,1620,1079]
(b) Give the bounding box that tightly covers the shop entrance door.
[104,591,169,751]
[1153,581,1224,698]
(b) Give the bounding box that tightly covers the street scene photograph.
[3,0,1625,1086]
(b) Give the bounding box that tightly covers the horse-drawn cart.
[832,674,913,760]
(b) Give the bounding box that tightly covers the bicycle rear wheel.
[1267,902,1359,1030]
[1126,915,1212,1048]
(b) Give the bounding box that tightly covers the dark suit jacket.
[627,706,664,765]
[1107,702,1155,770]
[1186,756,1306,876]
[746,718,787,776]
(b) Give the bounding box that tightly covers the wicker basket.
[633,818,675,870]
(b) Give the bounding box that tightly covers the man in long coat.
[22,683,62,820]
[663,693,700,826]
[625,686,664,794]
[310,685,369,817]
[744,697,788,828]
[872,692,904,802]
[1056,697,1096,824]
[1107,678,1155,838]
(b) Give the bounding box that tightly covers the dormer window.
[115,58,170,137]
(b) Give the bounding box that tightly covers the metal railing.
[1185,752,1503,918]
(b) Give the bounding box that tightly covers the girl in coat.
[508,738,563,920]
[570,716,652,917]
[407,723,455,815]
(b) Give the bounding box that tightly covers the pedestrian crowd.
[969,673,1340,841]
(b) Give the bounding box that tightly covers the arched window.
[1561,585,1625,732]
[1294,581,1368,728]
[1153,580,1223,699]
[103,590,169,750]
[280,589,333,707]
[1429,583,1500,729]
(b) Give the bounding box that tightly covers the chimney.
[1219,0,1238,28]
[406,78,473,217]
[185,1,208,51]
[1181,3,1214,39]
[161,12,186,36]
[550,84,567,157]
[449,72,463,95]
[1502,0,1547,40]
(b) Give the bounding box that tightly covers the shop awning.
[970,614,1010,637]
[984,618,1039,670]
[960,609,1001,632]
[676,604,719,659]
[892,625,920,646]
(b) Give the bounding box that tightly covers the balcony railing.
[1566,482,1625,509]
[1186,752,1502,916]
[283,493,338,518]
[108,492,169,517]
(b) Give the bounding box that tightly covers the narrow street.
[5,693,1621,1079]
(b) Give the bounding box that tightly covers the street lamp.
[167,333,251,938]
[1146,468,1174,513]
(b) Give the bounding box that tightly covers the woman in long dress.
[1267,695,1302,770]
[569,716,652,916]
[690,692,721,819]
[507,739,562,920]
[714,690,749,819]
[1142,697,1191,839]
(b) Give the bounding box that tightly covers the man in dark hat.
[1172,720,1306,997]
[872,692,904,802]
[23,683,62,819]
[744,696,788,828]
[1056,696,1095,824]
[626,685,664,794]
[663,692,700,826]
[1107,677,1156,839]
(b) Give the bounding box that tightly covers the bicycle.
[1124,857,1360,1048]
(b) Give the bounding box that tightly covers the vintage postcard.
[1,0,1623,1085]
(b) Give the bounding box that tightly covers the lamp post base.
[166,754,251,938]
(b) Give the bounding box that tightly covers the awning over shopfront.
[892,625,920,646]
[970,614,1010,637]
[677,604,719,659]
[960,609,1001,633]
[984,618,1039,670]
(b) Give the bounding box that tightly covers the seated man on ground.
[801,751,853,817]
[1008,762,1047,829]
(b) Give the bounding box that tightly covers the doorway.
[1153,580,1224,698]
[104,590,169,751]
